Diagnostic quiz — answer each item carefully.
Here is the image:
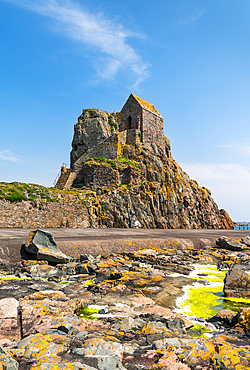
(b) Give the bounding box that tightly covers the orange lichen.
[132,94,161,117]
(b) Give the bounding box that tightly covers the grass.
[85,156,139,170]
[0,182,58,203]
[108,114,118,129]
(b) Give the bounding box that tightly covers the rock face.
[70,109,117,165]
[223,265,250,298]
[68,105,233,229]
[25,229,71,264]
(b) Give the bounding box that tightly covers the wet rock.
[223,265,250,298]
[25,229,71,264]
[216,236,245,251]
[207,309,237,327]
[76,264,89,275]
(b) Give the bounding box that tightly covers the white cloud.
[180,162,250,183]
[219,143,250,158]
[180,162,250,221]
[0,150,24,163]
[178,10,205,25]
[4,0,149,85]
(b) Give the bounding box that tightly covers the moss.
[108,114,118,129]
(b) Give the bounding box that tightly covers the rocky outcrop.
[70,109,118,165]
[1,234,250,369]
[69,108,233,229]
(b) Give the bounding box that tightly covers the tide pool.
[175,264,250,320]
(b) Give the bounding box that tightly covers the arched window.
[126,115,132,130]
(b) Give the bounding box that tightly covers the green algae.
[179,283,224,319]
[0,276,24,280]
[178,264,250,320]
[82,279,95,286]
[77,306,99,320]
[187,324,214,338]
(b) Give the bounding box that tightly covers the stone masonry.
[120,94,164,147]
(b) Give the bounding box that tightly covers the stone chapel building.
[55,94,165,189]
[119,94,164,147]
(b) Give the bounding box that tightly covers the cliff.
[67,108,233,229]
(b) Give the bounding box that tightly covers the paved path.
[0,228,249,263]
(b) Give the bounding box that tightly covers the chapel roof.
[132,94,162,117]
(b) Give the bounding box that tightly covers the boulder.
[25,229,71,264]
[206,309,237,327]
[216,236,245,251]
[223,265,250,298]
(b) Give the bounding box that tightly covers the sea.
[234,223,250,230]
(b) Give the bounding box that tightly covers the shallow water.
[175,264,250,320]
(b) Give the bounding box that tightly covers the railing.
[234,223,250,230]
[53,163,70,187]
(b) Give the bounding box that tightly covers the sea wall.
[0,199,90,228]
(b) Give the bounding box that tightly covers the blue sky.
[0,0,250,221]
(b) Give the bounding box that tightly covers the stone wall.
[120,94,164,147]
[126,129,141,146]
[72,132,127,184]
[142,109,164,147]
[120,94,142,131]
[0,199,90,228]
[81,162,119,188]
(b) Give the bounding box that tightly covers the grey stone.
[76,264,89,274]
[153,337,181,350]
[72,347,85,356]
[17,334,36,348]
[76,330,88,339]
[241,236,250,247]
[70,109,114,165]
[0,346,19,370]
[25,229,71,263]
[98,355,126,370]
[223,265,250,298]
[216,236,245,251]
